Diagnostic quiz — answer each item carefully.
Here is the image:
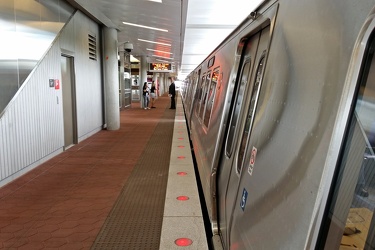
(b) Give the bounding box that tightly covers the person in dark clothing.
[169,78,176,109]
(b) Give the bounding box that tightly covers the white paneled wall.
[67,12,103,140]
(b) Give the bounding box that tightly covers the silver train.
[180,0,375,249]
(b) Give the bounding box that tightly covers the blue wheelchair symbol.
[240,188,248,211]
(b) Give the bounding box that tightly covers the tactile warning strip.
[91,107,175,250]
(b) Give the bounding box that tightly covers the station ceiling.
[66,0,262,79]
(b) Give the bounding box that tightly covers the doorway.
[61,55,77,149]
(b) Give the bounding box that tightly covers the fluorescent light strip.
[155,59,171,63]
[146,48,173,54]
[153,55,174,60]
[123,22,168,32]
[138,38,171,46]
[148,0,162,2]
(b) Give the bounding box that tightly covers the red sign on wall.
[55,79,60,90]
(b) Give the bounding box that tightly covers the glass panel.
[237,56,265,173]
[0,1,18,112]
[226,60,250,157]
[0,0,74,113]
[199,71,211,119]
[195,74,205,116]
[188,69,200,110]
[323,32,375,250]
[203,69,219,127]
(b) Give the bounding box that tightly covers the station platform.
[0,94,208,249]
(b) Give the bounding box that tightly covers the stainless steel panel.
[0,0,74,114]
[0,2,19,113]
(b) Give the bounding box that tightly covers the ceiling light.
[146,48,173,54]
[130,55,140,62]
[155,59,171,63]
[152,55,174,60]
[148,0,162,2]
[138,39,171,46]
[122,22,168,32]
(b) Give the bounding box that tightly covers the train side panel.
[188,38,241,222]
[184,0,375,249]
[226,0,375,249]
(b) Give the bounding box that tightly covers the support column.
[140,56,148,108]
[159,74,163,95]
[159,74,164,96]
[119,51,125,109]
[103,27,120,130]
[152,73,158,97]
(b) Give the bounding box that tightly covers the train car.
[181,0,375,249]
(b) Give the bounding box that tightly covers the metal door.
[217,25,270,249]
[319,28,375,250]
[61,55,77,149]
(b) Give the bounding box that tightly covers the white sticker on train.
[248,146,257,176]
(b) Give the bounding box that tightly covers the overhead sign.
[149,63,172,72]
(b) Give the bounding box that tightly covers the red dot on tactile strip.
[175,238,193,246]
[178,156,186,159]
[177,145,185,148]
[178,138,184,140]
[177,196,189,201]
[177,172,187,176]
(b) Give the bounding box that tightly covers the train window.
[185,77,192,107]
[321,31,375,249]
[187,69,201,112]
[199,71,211,120]
[203,69,219,128]
[226,59,251,157]
[195,74,205,117]
[237,56,265,173]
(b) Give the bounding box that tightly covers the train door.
[217,25,270,249]
[188,69,201,128]
[318,28,375,250]
[194,73,206,118]
[199,71,211,121]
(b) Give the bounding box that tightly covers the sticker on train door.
[248,146,257,176]
[240,188,248,211]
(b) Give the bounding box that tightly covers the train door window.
[226,59,251,157]
[203,68,219,128]
[194,69,202,102]
[199,71,211,120]
[321,31,375,249]
[195,74,205,117]
[187,69,199,110]
[237,55,265,173]
[185,77,192,107]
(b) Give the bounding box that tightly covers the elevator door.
[61,55,77,149]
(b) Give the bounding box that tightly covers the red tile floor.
[0,96,171,249]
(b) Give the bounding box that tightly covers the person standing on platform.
[169,77,176,109]
[150,81,156,108]
[142,82,150,109]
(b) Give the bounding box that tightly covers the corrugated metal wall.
[0,11,103,186]
[62,12,103,140]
